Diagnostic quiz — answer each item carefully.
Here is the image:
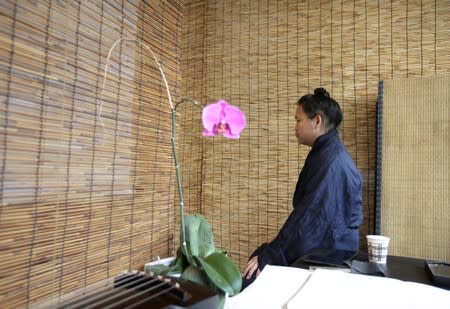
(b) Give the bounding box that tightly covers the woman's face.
[295,105,320,146]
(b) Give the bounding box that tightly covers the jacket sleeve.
[256,159,362,269]
[257,179,331,268]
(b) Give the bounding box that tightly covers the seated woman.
[242,88,364,290]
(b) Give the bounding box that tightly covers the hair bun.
[314,87,330,98]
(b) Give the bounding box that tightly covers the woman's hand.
[243,255,261,279]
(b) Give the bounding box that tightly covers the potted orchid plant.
[103,38,245,307]
[145,98,246,308]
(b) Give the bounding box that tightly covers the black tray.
[425,260,450,288]
[298,248,357,268]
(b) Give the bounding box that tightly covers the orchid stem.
[172,98,203,259]
[102,39,208,267]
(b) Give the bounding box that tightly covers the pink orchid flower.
[202,100,246,138]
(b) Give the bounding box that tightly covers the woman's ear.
[313,114,325,130]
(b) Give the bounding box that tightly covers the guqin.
[31,271,218,309]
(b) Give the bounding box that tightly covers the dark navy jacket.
[247,129,363,284]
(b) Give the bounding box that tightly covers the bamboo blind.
[0,0,184,308]
[1,0,450,308]
[180,0,450,271]
[380,75,450,261]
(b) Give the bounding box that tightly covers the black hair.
[297,87,343,130]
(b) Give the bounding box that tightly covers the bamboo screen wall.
[0,1,184,308]
[1,0,450,308]
[180,0,450,272]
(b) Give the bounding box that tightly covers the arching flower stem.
[172,98,203,263]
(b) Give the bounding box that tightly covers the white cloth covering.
[225,265,450,309]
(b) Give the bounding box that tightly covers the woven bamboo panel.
[0,0,183,308]
[380,75,450,260]
[1,0,450,307]
[181,0,450,271]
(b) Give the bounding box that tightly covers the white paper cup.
[366,235,390,264]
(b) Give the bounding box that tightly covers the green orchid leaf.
[217,293,227,309]
[181,216,198,266]
[172,248,189,273]
[144,252,188,277]
[184,214,216,259]
[196,252,242,296]
[144,263,177,276]
[215,247,227,255]
[180,265,216,290]
[181,265,228,309]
